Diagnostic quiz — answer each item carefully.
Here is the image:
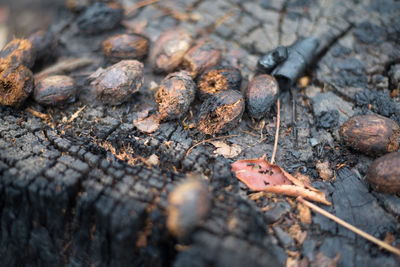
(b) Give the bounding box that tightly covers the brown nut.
[246,74,279,119]
[149,28,193,73]
[167,178,210,239]
[76,2,123,34]
[367,152,400,194]
[102,33,149,62]
[198,90,245,135]
[0,64,34,107]
[155,71,196,121]
[91,60,144,105]
[340,115,400,155]
[28,30,56,62]
[198,65,242,99]
[0,38,35,68]
[34,75,76,106]
[182,40,221,78]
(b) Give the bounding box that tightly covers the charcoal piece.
[76,2,123,34]
[272,37,319,90]
[257,46,288,73]
[317,110,339,129]
[355,89,399,118]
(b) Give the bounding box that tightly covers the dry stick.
[270,97,280,164]
[185,134,238,157]
[124,0,160,16]
[34,58,96,81]
[297,197,400,257]
[26,107,50,121]
[66,105,86,123]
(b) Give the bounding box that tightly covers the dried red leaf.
[231,158,331,205]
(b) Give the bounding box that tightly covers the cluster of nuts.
[0,31,65,107]
[1,0,281,137]
[140,27,280,135]
[340,114,400,194]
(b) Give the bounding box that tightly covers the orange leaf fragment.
[231,158,331,205]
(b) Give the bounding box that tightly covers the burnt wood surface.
[1,0,400,266]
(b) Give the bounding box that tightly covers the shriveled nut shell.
[198,90,245,135]
[182,40,221,78]
[102,33,149,62]
[76,2,123,34]
[198,65,242,99]
[150,28,192,73]
[167,178,210,239]
[155,71,196,121]
[28,30,56,62]
[246,74,279,119]
[340,115,400,155]
[367,152,400,194]
[91,60,144,105]
[0,38,35,68]
[34,75,76,106]
[0,64,34,107]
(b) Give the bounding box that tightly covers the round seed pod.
[246,74,279,119]
[198,90,245,135]
[198,65,242,99]
[0,64,34,107]
[167,178,210,239]
[0,38,35,68]
[76,2,123,34]
[340,115,400,156]
[91,60,144,105]
[367,152,400,194]
[155,71,196,121]
[28,30,56,62]
[182,40,221,78]
[102,33,149,62]
[149,28,193,73]
[34,75,77,106]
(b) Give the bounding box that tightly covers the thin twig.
[270,98,280,164]
[34,58,96,81]
[297,197,400,256]
[185,134,238,157]
[66,105,86,123]
[26,107,50,121]
[124,0,160,16]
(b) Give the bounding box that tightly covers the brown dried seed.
[198,90,245,135]
[0,64,34,107]
[91,60,144,105]
[28,30,56,62]
[0,38,35,68]
[367,152,400,194]
[340,115,400,156]
[246,74,279,119]
[34,75,76,106]
[167,178,210,239]
[182,40,221,78]
[198,65,242,99]
[155,71,196,121]
[102,33,149,62]
[149,28,193,73]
